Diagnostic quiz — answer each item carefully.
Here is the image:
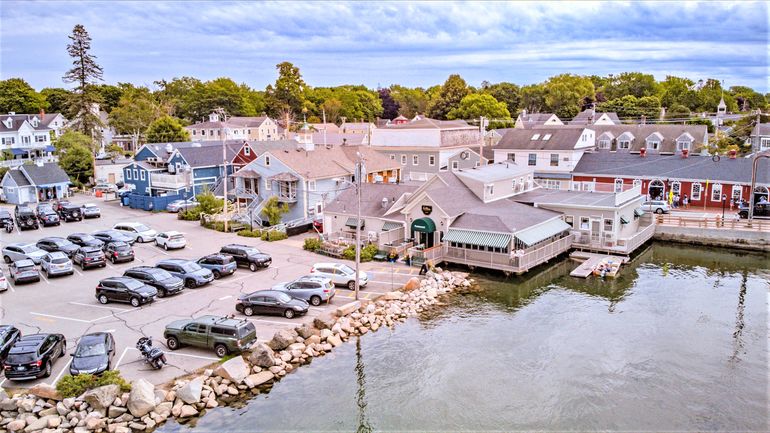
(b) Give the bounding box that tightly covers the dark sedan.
[235,290,309,319]
[104,241,135,264]
[67,233,105,248]
[92,230,135,246]
[3,333,67,380]
[123,267,184,298]
[37,237,80,258]
[37,210,60,226]
[96,277,157,307]
[70,332,116,375]
[73,246,107,270]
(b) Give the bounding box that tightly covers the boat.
[592,257,621,278]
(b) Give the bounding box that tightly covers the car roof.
[83,203,98,207]
[79,333,108,344]
[162,231,183,236]
[158,258,190,264]
[107,241,129,247]
[296,275,331,283]
[46,251,68,258]
[117,222,144,228]
[195,315,251,328]
[202,253,228,259]
[0,325,17,333]
[69,232,90,237]
[6,242,32,248]
[9,334,50,352]
[248,289,287,296]
[40,237,66,242]
[81,245,102,252]
[313,262,348,268]
[13,260,35,267]
[102,276,137,283]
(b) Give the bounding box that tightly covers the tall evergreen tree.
[378,88,400,119]
[62,24,104,146]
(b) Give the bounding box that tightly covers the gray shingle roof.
[513,189,620,208]
[495,128,586,151]
[569,110,621,125]
[7,170,31,186]
[324,183,419,218]
[451,199,561,233]
[20,163,70,185]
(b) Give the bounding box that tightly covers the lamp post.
[215,108,230,232]
[722,194,727,223]
[354,152,364,301]
[748,150,770,224]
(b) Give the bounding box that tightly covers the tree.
[153,76,202,118]
[261,196,289,226]
[0,78,47,113]
[109,87,161,148]
[542,74,595,119]
[95,84,123,113]
[62,24,104,142]
[665,104,691,119]
[145,116,190,143]
[428,74,471,119]
[695,79,737,113]
[520,84,547,114]
[729,86,766,112]
[379,88,400,119]
[390,85,430,118]
[602,72,659,100]
[658,76,697,110]
[54,130,94,153]
[265,62,306,118]
[481,82,520,116]
[598,95,661,119]
[447,94,510,126]
[41,88,71,113]
[320,98,343,124]
[59,144,93,185]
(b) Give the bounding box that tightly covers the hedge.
[342,244,379,262]
[237,229,264,238]
[56,370,131,398]
[303,237,322,251]
[261,230,288,242]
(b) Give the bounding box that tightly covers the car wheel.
[212,270,221,280]
[137,237,144,243]
[347,280,356,291]
[98,294,109,304]
[130,297,140,307]
[164,244,168,251]
[655,208,664,214]
[3,256,10,264]
[284,309,295,319]
[59,340,67,357]
[185,279,196,289]
[310,296,322,306]
[111,256,116,264]
[243,307,254,316]
[100,263,106,268]
[214,344,228,358]
[156,289,166,298]
[166,336,180,350]
[249,263,257,272]
[43,362,52,378]
[154,240,159,246]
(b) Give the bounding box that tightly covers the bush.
[341,244,379,262]
[303,237,322,251]
[261,230,288,242]
[179,207,203,221]
[237,229,263,238]
[56,370,131,398]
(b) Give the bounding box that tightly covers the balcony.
[150,173,189,189]
[0,155,58,168]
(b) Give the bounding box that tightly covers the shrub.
[237,229,263,238]
[56,370,131,398]
[261,230,288,242]
[303,237,322,251]
[342,244,379,262]
[179,207,202,221]
[342,245,356,260]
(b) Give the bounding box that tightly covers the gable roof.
[187,116,272,129]
[586,124,707,153]
[6,169,31,186]
[384,118,473,130]
[569,110,621,125]
[0,114,52,132]
[495,128,587,151]
[324,183,419,218]
[19,163,70,185]
[247,145,400,180]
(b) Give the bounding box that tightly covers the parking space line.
[114,347,129,369]
[218,295,232,301]
[30,312,91,323]
[51,358,72,385]
[39,272,51,285]
[74,268,84,276]
[0,378,5,387]
[248,318,296,326]
[106,262,117,270]
[69,302,131,312]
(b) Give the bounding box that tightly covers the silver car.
[113,222,158,243]
[82,203,101,218]
[2,243,48,264]
[309,262,369,290]
[40,252,74,277]
[271,275,335,306]
[166,198,198,213]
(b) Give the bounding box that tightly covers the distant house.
[514,111,563,129]
[589,124,708,154]
[340,121,376,134]
[748,123,770,153]
[0,112,58,168]
[0,162,70,204]
[186,112,281,142]
[95,158,132,185]
[569,109,621,125]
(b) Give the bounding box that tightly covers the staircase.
[233,187,266,227]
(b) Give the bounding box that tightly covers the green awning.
[515,218,571,247]
[620,216,630,224]
[443,229,511,249]
[345,217,364,229]
[411,217,436,233]
[382,221,403,231]
[634,208,645,217]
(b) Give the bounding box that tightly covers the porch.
[269,172,299,203]
[572,218,656,254]
[442,234,574,273]
[150,172,190,189]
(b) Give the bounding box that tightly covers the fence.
[124,193,184,211]
[656,214,770,232]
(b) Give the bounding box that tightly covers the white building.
[186,112,281,142]
[0,112,58,168]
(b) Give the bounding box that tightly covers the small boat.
[592,257,621,278]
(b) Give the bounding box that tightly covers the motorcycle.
[2,220,13,233]
[136,337,167,370]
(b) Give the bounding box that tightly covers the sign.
[421,205,433,215]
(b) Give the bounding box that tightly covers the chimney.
[641,115,646,125]
[165,143,173,154]
[381,198,388,208]
[39,108,45,118]
[728,149,737,159]
[640,148,647,157]
[681,148,689,158]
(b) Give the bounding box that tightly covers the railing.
[514,234,574,270]
[150,173,188,189]
[615,184,642,206]
[378,226,405,246]
[443,235,573,273]
[616,222,656,252]
[0,155,58,168]
[655,214,770,232]
[408,244,444,264]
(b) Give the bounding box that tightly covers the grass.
[56,370,131,398]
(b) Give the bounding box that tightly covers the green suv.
[163,315,257,357]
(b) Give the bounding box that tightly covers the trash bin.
[95,190,103,198]
[122,196,130,207]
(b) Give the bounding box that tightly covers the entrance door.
[108,173,116,184]
[649,179,665,200]
[590,220,601,244]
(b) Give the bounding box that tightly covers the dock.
[569,251,629,278]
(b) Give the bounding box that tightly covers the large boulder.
[326,334,342,347]
[28,383,62,401]
[404,277,420,291]
[127,379,156,417]
[383,291,403,300]
[248,343,278,368]
[295,324,315,339]
[214,356,250,384]
[335,301,361,317]
[313,316,336,330]
[268,329,298,351]
[82,384,120,413]
[176,377,204,404]
[243,371,274,388]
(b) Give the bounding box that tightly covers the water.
[161,244,769,432]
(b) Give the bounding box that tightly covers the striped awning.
[381,221,403,231]
[443,229,512,249]
[515,218,571,247]
[634,208,645,217]
[345,217,364,229]
[620,216,630,224]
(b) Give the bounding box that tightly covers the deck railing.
[442,235,573,273]
[408,244,444,264]
[655,214,770,232]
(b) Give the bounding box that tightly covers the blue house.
[0,162,71,204]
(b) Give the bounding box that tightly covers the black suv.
[2,333,66,381]
[0,325,21,364]
[123,266,184,298]
[14,205,39,230]
[96,276,157,307]
[219,244,272,272]
[67,233,105,248]
[37,237,80,258]
[58,204,83,222]
[738,202,770,219]
[104,241,135,264]
[73,246,107,269]
[0,210,13,230]
[37,209,60,226]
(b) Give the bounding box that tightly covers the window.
[400,155,407,165]
[34,135,46,142]
[760,138,770,150]
[564,215,574,227]
[126,170,132,180]
[486,185,494,196]
[191,130,196,136]
[671,181,681,195]
[1,137,14,145]
[265,156,271,166]
[711,184,723,201]
[677,140,690,151]
[474,161,480,167]
[133,169,138,180]
[691,183,702,201]
[550,154,559,167]
[412,155,419,166]
[451,161,459,171]
[632,179,642,189]
[140,171,146,181]
[308,180,316,191]
[506,153,515,161]
[390,154,396,160]
[531,134,540,140]
[604,218,614,231]
[528,154,537,166]
[647,140,659,150]
[580,217,590,230]
[542,134,552,141]
[614,178,624,192]
[598,139,610,149]
[732,184,742,201]
[618,140,630,149]
[244,146,251,156]
[428,155,435,166]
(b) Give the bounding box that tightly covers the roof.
[130,160,164,171]
[287,132,368,146]
[268,172,300,182]
[754,123,770,137]
[175,144,238,167]
[573,152,770,185]
[265,145,399,180]
[187,116,271,129]
[455,161,532,183]
[20,163,70,185]
[0,114,52,132]
[588,124,708,153]
[569,110,621,125]
[95,158,132,166]
[451,199,561,233]
[324,183,419,218]
[7,170,31,186]
[495,128,587,151]
[513,189,623,208]
[384,118,473,130]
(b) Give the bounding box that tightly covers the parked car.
[92,230,135,245]
[7,260,40,284]
[104,241,135,264]
[93,183,117,193]
[236,290,309,318]
[2,243,47,264]
[113,222,157,243]
[155,259,214,288]
[72,246,107,270]
[154,231,187,250]
[52,200,70,213]
[37,209,60,226]
[37,237,81,258]
[40,252,74,278]
[312,217,323,233]
[164,315,257,358]
[219,244,272,272]
[272,275,335,306]
[641,200,671,214]
[738,203,770,219]
[0,269,8,292]
[95,276,157,307]
[35,203,54,216]
[82,203,101,219]
[58,204,84,222]
[196,254,237,279]
[0,210,13,231]
[69,332,116,375]
[2,333,66,381]
[14,205,39,230]
[67,233,105,248]
[123,266,184,298]
[166,198,198,213]
[309,262,369,290]
[0,325,21,364]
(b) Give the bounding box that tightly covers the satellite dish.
[460,151,469,160]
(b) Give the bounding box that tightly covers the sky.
[1,1,768,92]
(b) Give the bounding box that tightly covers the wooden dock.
[569,251,629,278]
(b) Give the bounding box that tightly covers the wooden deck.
[569,251,629,278]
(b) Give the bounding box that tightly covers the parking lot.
[0,194,417,390]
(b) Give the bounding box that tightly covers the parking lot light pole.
[354,154,364,301]
[722,195,727,223]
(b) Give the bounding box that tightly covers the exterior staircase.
[233,187,266,227]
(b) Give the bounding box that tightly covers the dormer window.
[647,140,659,150]
[677,140,690,151]
[598,139,610,149]
[531,133,540,140]
[542,134,551,141]
[244,146,251,156]
[618,140,630,149]
[2,117,12,129]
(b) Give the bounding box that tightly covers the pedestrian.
[683,194,689,209]
[419,262,428,275]
[673,194,680,208]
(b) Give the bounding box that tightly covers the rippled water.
[160,244,769,432]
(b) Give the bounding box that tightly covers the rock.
[268,329,298,351]
[128,421,146,431]
[326,334,342,347]
[19,399,36,412]
[286,342,306,352]
[154,402,172,418]
[305,334,321,346]
[214,356,250,384]
[47,417,61,428]
[358,327,368,334]
[28,384,62,401]
[74,427,89,433]
[179,405,198,418]
[164,390,176,402]
[203,368,213,377]
[404,277,420,291]
[279,352,292,363]
[371,322,380,331]
[319,329,334,341]
[144,419,157,430]
[426,287,438,298]
[84,416,105,431]
[55,402,68,416]
[127,379,156,417]
[25,416,54,433]
[8,420,26,432]
[153,389,167,404]
[108,405,127,418]
[335,301,361,317]
[244,371,274,388]
[0,399,18,411]
[248,343,278,368]
[295,324,315,339]
[313,316,336,330]
[171,399,184,417]
[82,384,120,413]
[322,343,333,352]
[206,398,218,408]
[114,426,130,433]
[176,376,204,404]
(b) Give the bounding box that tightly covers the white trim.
[711,183,723,201]
[691,182,702,201]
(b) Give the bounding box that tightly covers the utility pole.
[216,108,230,232]
[322,109,327,148]
[354,152,365,301]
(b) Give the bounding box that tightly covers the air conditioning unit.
[374,175,384,183]
[168,165,176,173]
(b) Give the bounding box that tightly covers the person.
[683,194,689,209]
[404,254,412,267]
[673,194,679,208]
[419,262,429,275]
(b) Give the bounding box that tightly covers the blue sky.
[1,1,767,92]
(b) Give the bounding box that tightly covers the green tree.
[0,78,47,113]
[729,86,766,112]
[145,116,190,143]
[390,85,430,118]
[109,87,161,148]
[62,24,104,142]
[598,95,661,119]
[447,93,511,126]
[59,144,93,185]
[665,104,691,119]
[153,76,202,118]
[320,98,343,124]
[261,196,289,226]
[95,84,124,112]
[602,72,659,100]
[695,79,737,113]
[542,74,595,119]
[265,62,306,118]
[54,130,94,153]
[428,74,471,119]
[41,88,71,113]
[480,82,520,117]
[520,84,547,114]
[658,76,697,110]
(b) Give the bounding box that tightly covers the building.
[589,124,708,155]
[186,112,281,142]
[340,121,376,134]
[0,112,58,168]
[568,109,622,125]
[514,111,563,129]
[748,123,770,153]
[95,158,132,185]
[0,162,71,204]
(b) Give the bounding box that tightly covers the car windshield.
[275,292,292,303]
[124,279,145,290]
[17,264,35,272]
[180,262,202,272]
[244,248,261,256]
[19,245,40,253]
[85,250,103,257]
[53,239,72,247]
[148,268,173,280]
[338,264,355,274]
[113,243,131,251]
[133,224,150,232]
[75,341,106,357]
[6,352,36,364]
[170,234,184,240]
[237,322,256,338]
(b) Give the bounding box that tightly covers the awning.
[345,217,364,229]
[44,145,55,152]
[620,216,630,224]
[634,208,645,217]
[444,229,512,249]
[10,148,29,155]
[515,218,571,247]
[382,221,403,231]
[411,217,436,233]
[231,169,260,179]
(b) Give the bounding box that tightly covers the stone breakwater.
[0,270,473,433]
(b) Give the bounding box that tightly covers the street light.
[336,154,366,301]
[722,194,727,223]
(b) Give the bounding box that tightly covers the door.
[182,324,207,346]
[114,282,131,302]
[590,220,601,244]
[263,294,282,314]
[108,173,116,184]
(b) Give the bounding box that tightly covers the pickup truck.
[164,315,257,358]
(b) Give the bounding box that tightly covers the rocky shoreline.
[0,270,473,433]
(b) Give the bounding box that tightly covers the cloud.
[0,1,767,91]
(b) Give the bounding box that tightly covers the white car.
[641,200,671,214]
[2,243,48,264]
[154,231,187,250]
[113,222,158,243]
[309,262,369,290]
[0,269,8,292]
